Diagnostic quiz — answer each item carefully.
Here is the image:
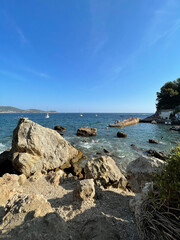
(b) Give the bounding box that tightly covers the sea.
[0,113,179,172]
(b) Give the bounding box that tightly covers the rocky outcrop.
[126,156,165,192]
[84,156,127,189]
[149,139,159,144]
[11,118,80,177]
[117,131,127,138]
[74,179,95,201]
[77,127,97,137]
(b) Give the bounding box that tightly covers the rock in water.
[149,139,159,144]
[54,125,66,131]
[11,118,79,176]
[126,156,165,192]
[77,127,97,137]
[84,156,127,189]
[117,131,127,138]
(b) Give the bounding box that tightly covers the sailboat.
[45,113,49,118]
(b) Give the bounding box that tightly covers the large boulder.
[11,118,80,177]
[126,156,165,192]
[84,156,127,189]
[77,127,97,137]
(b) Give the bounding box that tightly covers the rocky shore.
[0,119,168,239]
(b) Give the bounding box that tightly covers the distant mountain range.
[0,106,57,113]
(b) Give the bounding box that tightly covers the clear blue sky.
[0,0,180,113]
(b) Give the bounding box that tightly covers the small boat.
[109,117,140,127]
[80,114,83,117]
[45,113,49,118]
[96,114,98,117]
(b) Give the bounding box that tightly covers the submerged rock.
[11,118,80,177]
[84,156,127,189]
[126,156,165,192]
[117,131,127,138]
[77,127,97,137]
[149,139,159,144]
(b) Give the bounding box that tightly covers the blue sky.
[0,0,180,113]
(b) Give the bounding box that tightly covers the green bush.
[137,145,180,240]
[153,145,180,208]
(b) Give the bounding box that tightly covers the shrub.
[153,145,180,208]
[136,145,180,240]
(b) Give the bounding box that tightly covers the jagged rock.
[74,179,95,201]
[47,169,66,186]
[54,125,66,131]
[77,127,97,137]
[84,156,127,189]
[149,139,159,144]
[11,118,80,177]
[29,171,43,182]
[0,173,21,207]
[5,193,53,219]
[117,131,127,138]
[147,149,167,160]
[126,156,165,192]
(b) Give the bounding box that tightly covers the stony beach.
[0,117,171,239]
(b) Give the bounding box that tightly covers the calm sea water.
[0,113,179,171]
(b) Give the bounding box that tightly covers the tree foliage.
[156,78,180,110]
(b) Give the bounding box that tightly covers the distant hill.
[0,106,57,113]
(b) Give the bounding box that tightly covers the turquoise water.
[0,113,179,171]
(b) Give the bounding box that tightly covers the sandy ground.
[14,174,140,240]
